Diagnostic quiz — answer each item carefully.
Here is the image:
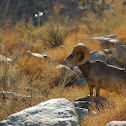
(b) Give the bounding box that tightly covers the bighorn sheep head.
[64,43,90,65]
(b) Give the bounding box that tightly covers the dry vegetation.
[0,1,126,125]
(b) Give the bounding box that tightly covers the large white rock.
[0,98,79,126]
[106,121,126,126]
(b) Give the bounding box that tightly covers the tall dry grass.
[64,23,101,56]
[81,4,126,36]
[0,3,126,123]
[113,25,126,45]
[81,91,126,126]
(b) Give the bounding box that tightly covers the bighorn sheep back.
[64,43,126,104]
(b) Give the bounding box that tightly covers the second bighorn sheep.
[64,43,126,104]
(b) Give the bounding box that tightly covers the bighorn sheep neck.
[64,43,126,104]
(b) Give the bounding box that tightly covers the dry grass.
[0,30,21,56]
[0,5,126,123]
[81,92,126,126]
[113,25,126,45]
[64,23,101,56]
[44,46,66,63]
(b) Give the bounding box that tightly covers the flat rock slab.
[106,121,126,126]
[0,98,79,126]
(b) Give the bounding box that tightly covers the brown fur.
[64,46,126,104]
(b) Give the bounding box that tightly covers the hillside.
[0,0,126,125]
[0,0,113,28]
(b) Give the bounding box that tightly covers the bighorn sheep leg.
[89,85,93,104]
[95,84,100,105]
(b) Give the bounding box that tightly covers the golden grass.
[0,6,126,123]
[44,46,66,63]
[1,30,21,56]
[81,93,126,126]
[113,25,126,45]
[64,23,101,56]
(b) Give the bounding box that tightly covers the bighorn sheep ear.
[73,43,90,65]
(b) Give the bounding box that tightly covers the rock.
[76,78,87,87]
[106,121,126,126]
[75,95,107,103]
[56,64,77,87]
[89,51,108,63]
[0,91,31,101]
[56,65,87,87]
[0,98,79,126]
[26,51,54,62]
[106,55,121,68]
[107,45,126,67]
[73,101,91,109]
[73,66,83,78]
[56,64,73,77]
[74,95,115,109]
[75,107,90,120]
[75,107,97,121]
[0,54,12,63]
[104,49,112,55]
[93,35,120,50]
[115,45,126,62]
[121,1,126,5]
[105,34,118,39]
[93,34,118,40]
[0,75,16,90]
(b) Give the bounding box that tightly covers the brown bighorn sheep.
[64,43,126,104]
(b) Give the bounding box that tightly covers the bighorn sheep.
[64,43,126,104]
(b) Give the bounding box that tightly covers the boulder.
[72,66,83,78]
[75,107,95,121]
[73,101,91,109]
[89,51,108,63]
[76,78,87,87]
[115,45,126,62]
[56,64,74,77]
[93,35,120,50]
[106,121,126,126]
[74,95,115,109]
[75,95,108,103]
[0,98,79,126]
[56,65,87,87]
[107,45,126,67]
[106,55,121,68]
